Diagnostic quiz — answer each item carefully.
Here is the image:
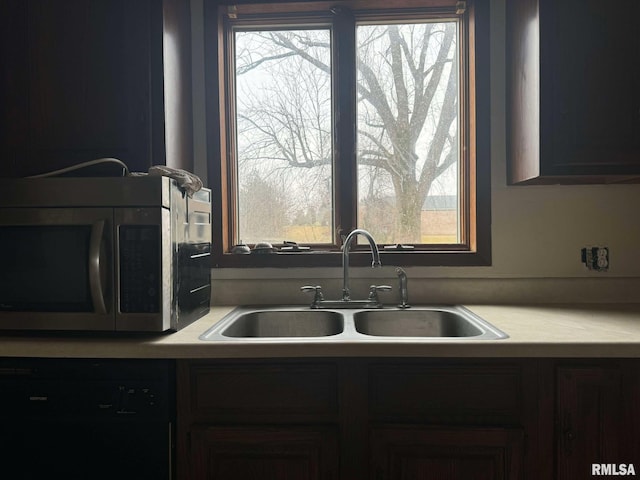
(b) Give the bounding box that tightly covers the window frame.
[205,0,491,268]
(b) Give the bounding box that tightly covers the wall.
[191,0,640,304]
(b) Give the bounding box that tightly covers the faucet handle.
[301,285,324,308]
[368,284,392,305]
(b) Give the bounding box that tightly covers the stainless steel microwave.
[0,177,211,332]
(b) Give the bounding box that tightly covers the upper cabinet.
[0,0,193,177]
[507,0,640,184]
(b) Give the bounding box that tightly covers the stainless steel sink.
[200,307,344,339]
[353,307,504,339]
[199,305,507,341]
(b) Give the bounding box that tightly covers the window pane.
[234,29,333,245]
[356,22,459,244]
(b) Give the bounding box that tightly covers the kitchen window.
[205,0,490,267]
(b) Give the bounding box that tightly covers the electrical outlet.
[581,246,609,272]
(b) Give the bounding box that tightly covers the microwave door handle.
[89,220,107,315]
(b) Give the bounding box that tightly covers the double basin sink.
[199,305,508,341]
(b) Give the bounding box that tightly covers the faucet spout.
[342,229,381,301]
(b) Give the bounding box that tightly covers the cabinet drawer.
[371,425,525,479]
[189,425,339,480]
[369,364,522,424]
[188,362,338,420]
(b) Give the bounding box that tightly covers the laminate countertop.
[1,304,640,359]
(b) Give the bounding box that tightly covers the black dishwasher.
[0,358,175,480]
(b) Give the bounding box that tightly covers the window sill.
[213,249,491,268]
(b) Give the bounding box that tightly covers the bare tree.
[357,23,458,241]
[235,19,458,243]
[236,29,333,243]
[239,171,291,243]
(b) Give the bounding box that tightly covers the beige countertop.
[1,304,640,359]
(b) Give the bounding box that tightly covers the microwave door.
[0,208,115,331]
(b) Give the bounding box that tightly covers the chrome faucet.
[342,228,382,301]
[301,228,390,308]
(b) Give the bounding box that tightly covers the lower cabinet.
[555,362,640,480]
[178,359,535,480]
[177,358,640,480]
[177,360,341,480]
[371,426,524,480]
[366,362,532,480]
[190,426,338,480]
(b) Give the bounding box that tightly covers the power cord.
[26,158,130,178]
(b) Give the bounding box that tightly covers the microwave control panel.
[119,225,160,313]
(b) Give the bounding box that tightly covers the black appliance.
[0,358,175,480]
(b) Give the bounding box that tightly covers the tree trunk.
[394,181,423,243]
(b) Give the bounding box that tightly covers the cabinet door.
[556,366,631,480]
[0,0,156,177]
[507,0,640,183]
[371,426,524,480]
[189,426,339,480]
[541,0,640,177]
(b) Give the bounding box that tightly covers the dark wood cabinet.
[556,362,640,480]
[190,426,339,480]
[177,358,640,480]
[0,0,192,177]
[177,360,341,480]
[507,0,640,184]
[178,359,534,480]
[368,362,530,480]
[371,426,524,480]
[367,363,524,425]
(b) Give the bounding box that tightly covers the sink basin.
[354,309,481,337]
[200,308,344,339]
[353,307,507,339]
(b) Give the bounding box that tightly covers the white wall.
[191,0,640,302]
[484,0,640,279]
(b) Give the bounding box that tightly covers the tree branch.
[272,32,331,75]
[417,48,458,198]
[409,24,455,145]
[237,51,297,75]
[387,26,410,134]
